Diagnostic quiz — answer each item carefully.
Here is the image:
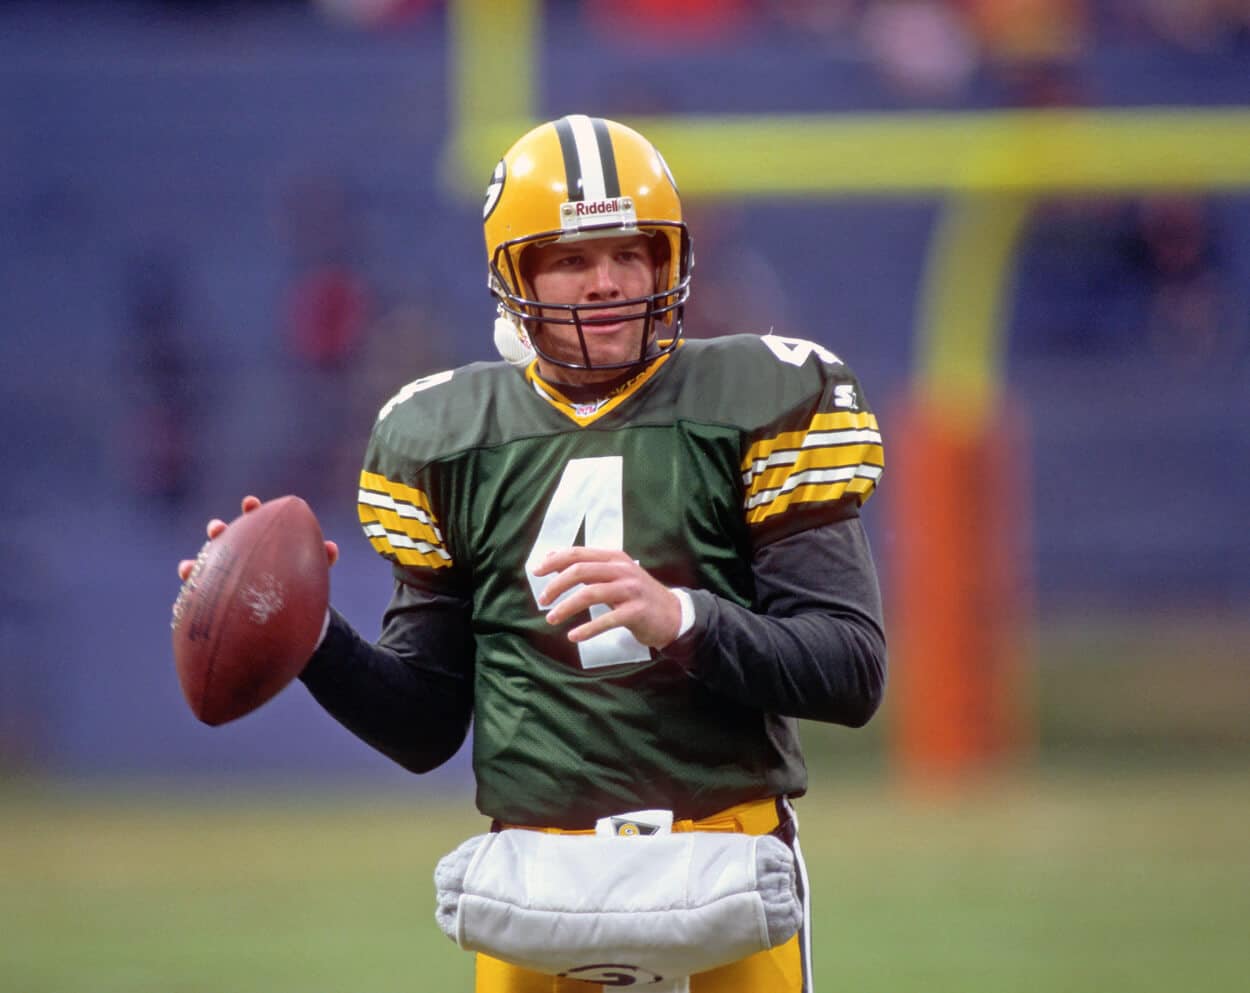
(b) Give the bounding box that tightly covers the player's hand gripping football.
[177,494,340,582]
[533,548,683,650]
[171,494,337,725]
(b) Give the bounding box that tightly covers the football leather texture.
[172,496,330,726]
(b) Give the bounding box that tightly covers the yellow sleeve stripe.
[741,426,883,484]
[745,462,884,512]
[744,443,885,495]
[740,409,884,526]
[745,466,882,525]
[359,471,435,514]
[740,407,880,465]
[357,471,453,569]
[359,498,444,545]
[741,409,884,523]
[361,525,454,569]
[740,407,880,485]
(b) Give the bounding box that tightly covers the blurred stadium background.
[1,1,1248,991]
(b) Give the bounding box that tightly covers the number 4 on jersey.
[524,457,651,670]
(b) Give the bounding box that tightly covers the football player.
[180,115,886,992]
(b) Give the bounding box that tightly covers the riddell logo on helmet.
[560,197,637,232]
[575,198,622,216]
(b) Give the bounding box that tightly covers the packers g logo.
[559,964,664,986]
[483,159,506,221]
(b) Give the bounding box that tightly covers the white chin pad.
[494,314,536,366]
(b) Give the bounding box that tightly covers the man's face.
[525,234,658,382]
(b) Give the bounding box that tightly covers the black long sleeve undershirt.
[660,518,887,728]
[298,585,475,774]
[298,516,886,772]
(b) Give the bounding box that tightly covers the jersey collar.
[524,342,680,426]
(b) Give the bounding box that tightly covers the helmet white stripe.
[566,114,607,201]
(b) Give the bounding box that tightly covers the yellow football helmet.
[483,115,693,371]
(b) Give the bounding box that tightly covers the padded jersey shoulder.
[369,360,536,470]
[644,333,871,433]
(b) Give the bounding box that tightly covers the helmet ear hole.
[517,243,538,289]
[507,245,542,320]
[650,232,671,265]
[650,231,671,290]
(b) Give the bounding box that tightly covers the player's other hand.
[176,494,340,581]
[533,547,682,649]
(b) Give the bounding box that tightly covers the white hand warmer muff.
[434,829,800,982]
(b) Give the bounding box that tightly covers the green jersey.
[356,333,884,826]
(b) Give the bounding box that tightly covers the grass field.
[3,763,1248,993]
[4,610,1248,992]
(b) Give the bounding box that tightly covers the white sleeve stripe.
[358,489,444,543]
[741,430,883,484]
[363,522,452,559]
[805,428,882,447]
[749,429,882,462]
[744,464,883,511]
[358,489,432,523]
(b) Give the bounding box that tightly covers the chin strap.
[494,309,536,367]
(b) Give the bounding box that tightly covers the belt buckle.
[594,808,674,837]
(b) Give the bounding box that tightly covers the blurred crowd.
[1013,193,1247,367]
[295,0,1250,104]
[584,0,1250,106]
[171,1,1250,61]
[602,0,1250,57]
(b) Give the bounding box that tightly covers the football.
[171,496,330,726]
